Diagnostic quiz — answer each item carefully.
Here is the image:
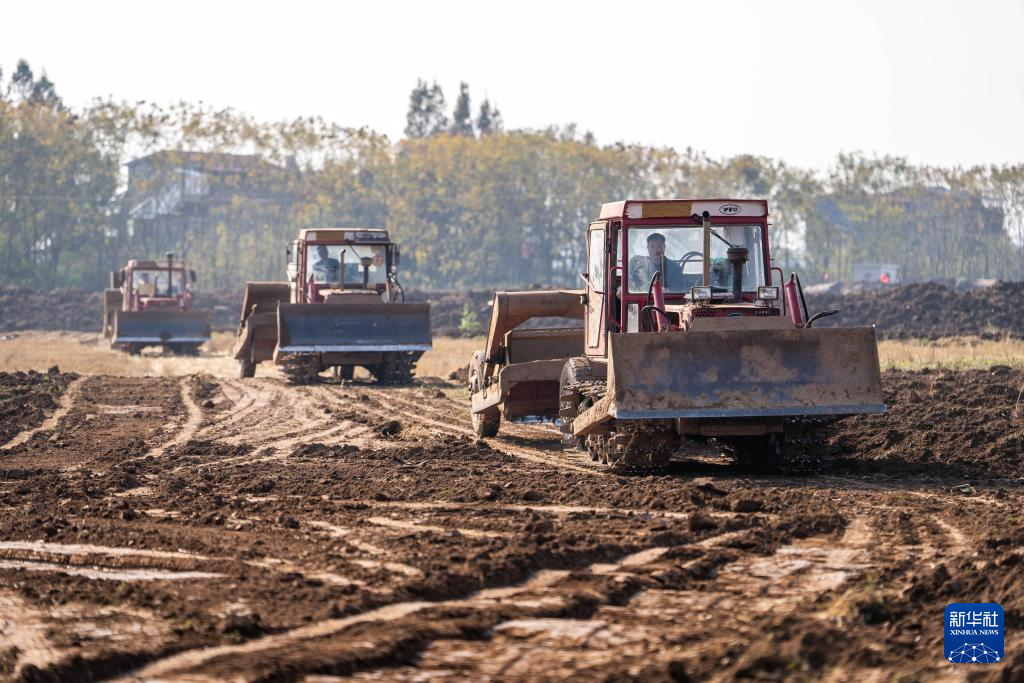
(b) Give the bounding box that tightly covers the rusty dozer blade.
[607,327,886,419]
[276,302,432,353]
[238,282,290,324]
[112,310,211,345]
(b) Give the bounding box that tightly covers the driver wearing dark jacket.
[629,233,687,292]
[311,245,341,284]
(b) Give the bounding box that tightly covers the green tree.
[450,82,473,136]
[476,99,502,135]
[404,79,447,139]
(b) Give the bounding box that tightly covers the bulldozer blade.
[607,327,885,419]
[234,282,291,362]
[277,303,432,353]
[112,310,211,345]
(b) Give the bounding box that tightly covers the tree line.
[2,60,1023,292]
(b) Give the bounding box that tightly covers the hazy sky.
[3,0,1022,170]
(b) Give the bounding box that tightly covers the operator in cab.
[629,233,686,292]
[136,272,156,296]
[311,245,341,284]
[710,257,732,289]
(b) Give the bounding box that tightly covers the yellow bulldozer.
[233,228,431,383]
[468,199,886,469]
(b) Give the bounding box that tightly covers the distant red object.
[880,273,891,284]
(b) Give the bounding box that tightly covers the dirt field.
[0,336,1022,681]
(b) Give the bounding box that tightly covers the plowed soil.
[806,281,1024,339]
[0,368,78,446]
[6,281,1024,339]
[0,357,1022,682]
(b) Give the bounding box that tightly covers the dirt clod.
[378,420,402,437]
[731,498,764,513]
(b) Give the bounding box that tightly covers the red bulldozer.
[557,198,886,468]
[469,198,886,470]
[103,252,211,355]
[233,228,431,383]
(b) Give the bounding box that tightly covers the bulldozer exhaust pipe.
[727,245,748,303]
[166,251,175,297]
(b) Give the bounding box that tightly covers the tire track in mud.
[147,377,204,457]
[356,513,975,681]
[199,381,294,445]
[2,375,181,471]
[0,377,83,451]
[116,537,697,682]
[383,385,563,442]
[116,516,890,682]
[305,521,424,579]
[349,387,604,476]
[219,389,328,445]
[387,385,562,442]
[186,380,374,460]
[0,590,176,681]
[195,379,268,435]
[0,593,61,674]
[325,498,710,520]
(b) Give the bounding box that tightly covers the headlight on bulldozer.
[690,286,712,301]
[757,286,779,301]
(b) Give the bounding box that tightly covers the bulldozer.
[467,290,585,437]
[469,198,886,469]
[233,228,431,383]
[103,253,211,355]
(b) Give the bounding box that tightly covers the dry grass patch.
[1,332,484,381]
[10,332,1018,380]
[878,336,1024,370]
[0,331,146,375]
[0,331,260,378]
[206,331,236,353]
[416,336,483,380]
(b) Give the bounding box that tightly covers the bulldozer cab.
[306,244,387,286]
[121,258,195,309]
[291,228,397,303]
[624,225,766,295]
[584,200,773,355]
[584,222,611,357]
[131,268,185,298]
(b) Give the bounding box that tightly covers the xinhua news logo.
[945,603,1004,664]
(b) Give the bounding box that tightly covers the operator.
[310,245,341,284]
[136,272,156,296]
[628,233,686,292]
[710,257,732,289]
[367,251,386,283]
